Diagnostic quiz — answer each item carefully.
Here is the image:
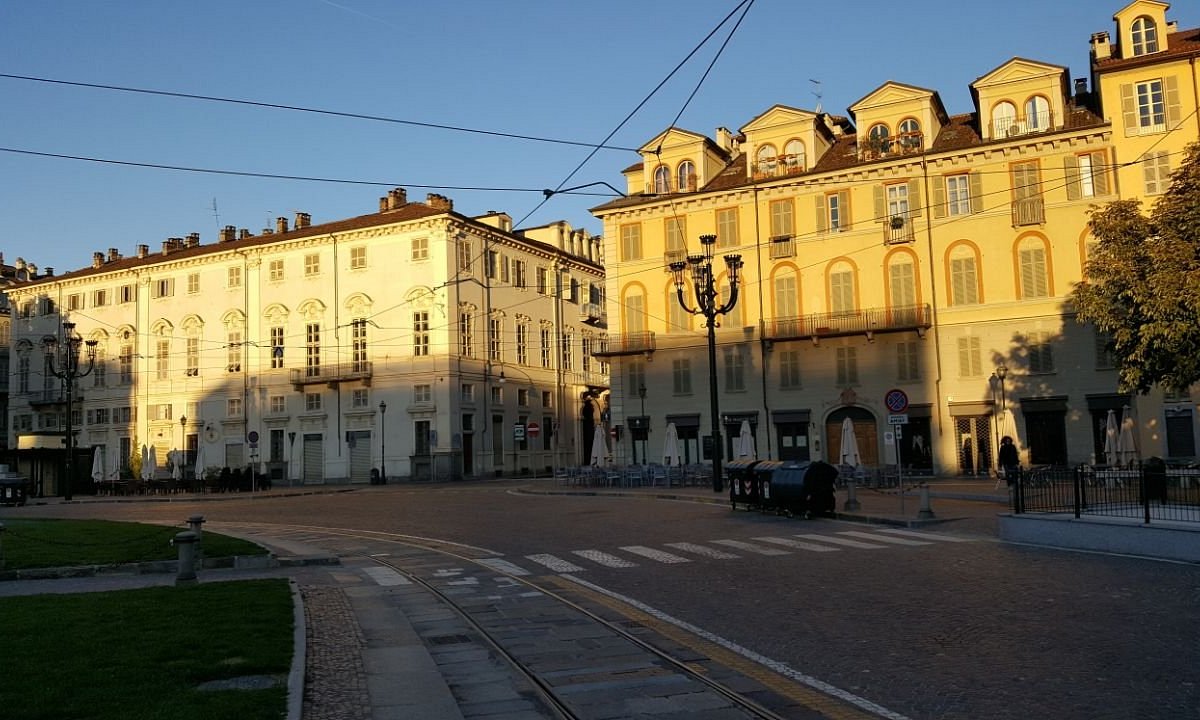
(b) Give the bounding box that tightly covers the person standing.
[998,436,1020,485]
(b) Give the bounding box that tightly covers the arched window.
[653,165,670,194]
[624,287,646,333]
[1025,96,1050,130]
[948,244,980,306]
[867,124,890,154]
[666,281,691,332]
[676,160,696,192]
[897,118,921,150]
[828,261,857,314]
[773,269,800,318]
[1017,236,1051,299]
[1132,16,1159,56]
[992,101,1017,137]
[756,144,778,176]
[783,139,805,172]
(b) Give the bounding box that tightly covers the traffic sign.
[888,414,909,425]
[884,388,910,413]
[247,430,259,443]
[527,422,541,438]
[513,424,526,441]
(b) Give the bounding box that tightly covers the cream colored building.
[7,190,607,495]
[591,1,1200,476]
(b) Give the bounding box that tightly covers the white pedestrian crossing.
[525,553,585,573]
[795,533,887,549]
[363,566,411,586]
[755,536,842,552]
[711,539,791,556]
[876,528,976,542]
[477,558,532,576]
[838,530,931,546]
[665,542,740,559]
[572,549,639,568]
[620,545,691,563]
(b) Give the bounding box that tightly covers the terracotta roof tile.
[1094,26,1200,71]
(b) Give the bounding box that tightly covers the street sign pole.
[884,390,910,517]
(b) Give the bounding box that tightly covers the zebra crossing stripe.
[755,536,842,552]
[572,549,639,568]
[876,528,975,542]
[362,567,411,586]
[838,531,931,546]
[711,539,791,556]
[477,558,532,576]
[525,554,585,573]
[665,542,740,559]
[620,545,691,564]
[795,533,886,549]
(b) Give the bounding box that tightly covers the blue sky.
[2,1,1193,273]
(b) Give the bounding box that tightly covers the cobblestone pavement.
[301,585,371,720]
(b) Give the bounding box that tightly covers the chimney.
[162,237,183,255]
[186,232,200,247]
[93,252,104,268]
[379,196,389,212]
[716,126,733,152]
[276,216,289,234]
[390,188,407,208]
[137,244,149,258]
[425,193,452,211]
[295,212,311,229]
[43,267,53,277]
[1074,77,1088,98]
[239,228,252,240]
[220,225,237,242]
[107,248,120,261]
[262,227,274,235]
[1090,31,1111,61]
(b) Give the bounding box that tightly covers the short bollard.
[173,531,199,585]
[917,484,936,520]
[843,480,861,511]
[0,521,6,570]
[186,515,205,539]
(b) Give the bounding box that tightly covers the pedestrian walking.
[998,436,1020,486]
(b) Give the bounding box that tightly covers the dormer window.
[677,160,696,192]
[897,119,921,152]
[653,165,670,194]
[783,139,805,173]
[865,124,890,157]
[1131,16,1159,56]
[755,144,778,178]
[992,101,1017,137]
[1025,96,1050,131]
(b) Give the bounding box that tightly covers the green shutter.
[1120,83,1137,136]
[814,195,827,233]
[907,179,922,217]
[1093,152,1110,196]
[838,191,851,230]
[1164,75,1181,125]
[1064,155,1081,201]
[932,177,946,219]
[969,172,983,214]
[873,185,885,222]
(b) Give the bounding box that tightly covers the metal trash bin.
[0,472,29,507]
[761,460,839,517]
[727,460,762,510]
[1142,456,1167,503]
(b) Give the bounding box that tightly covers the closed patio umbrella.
[1103,409,1119,466]
[171,450,183,482]
[140,445,151,480]
[194,443,208,482]
[145,446,158,481]
[590,426,607,466]
[662,423,681,466]
[1117,407,1137,467]
[839,417,861,467]
[737,420,755,460]
[90,446,105,483]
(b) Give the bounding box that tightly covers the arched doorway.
[825,406,879,467]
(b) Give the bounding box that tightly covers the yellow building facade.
[591,1,1200,476]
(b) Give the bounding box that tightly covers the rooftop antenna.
[809,79,823,114]
[211,198,220,232]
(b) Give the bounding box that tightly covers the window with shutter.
[949,247,979,306]
[957,336,982,377]
[1019,242,1050,299]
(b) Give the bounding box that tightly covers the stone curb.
[0,552,339,581]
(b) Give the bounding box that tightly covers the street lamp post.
[44,322,98,501]
[637,384,647,466]
[992,362,1008,471]
[378,401,387,485]
[180,415,187,478]
[669,234,743,492]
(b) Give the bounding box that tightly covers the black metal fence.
[1013,463,1200,524]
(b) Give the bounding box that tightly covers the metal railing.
[1012,197,1045,226]
[751,154,805,179]
[593,331,655,357]
[1013,464,1200,524]
[763,303,932,341]
[288,361,373,387]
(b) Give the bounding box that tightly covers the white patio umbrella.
[140,445,152,480]
[1103,409,1119,466]
[590,426,607,466]
[662,423,681,466]
[90,446,105,483]
[1117,407,1137,467]
[736,420,755,460]
[194,443,208,481]
[171,450,183,482]
[839,417,862,467]
[145,445,158,481]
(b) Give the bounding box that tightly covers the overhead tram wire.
[0,73,639,153]
[515,0,754,228]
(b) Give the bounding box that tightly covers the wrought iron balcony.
[593,331,656,358]
[857,131,924,161]
[992,111,1053,139]
[768,235,796,259]
[578,302,606,326]
[27,389,67,407]
[1012,197,1045,226]
[751,153,806,180]
[289,361,373,389]
[763,304,932,342]
[885,214,916,244]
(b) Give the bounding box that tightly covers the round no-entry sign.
[527,422,540,438]
[884,388,909,413]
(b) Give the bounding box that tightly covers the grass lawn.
[0,579,293,720]
[0,518,267,570]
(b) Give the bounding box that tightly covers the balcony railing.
[763,304,932,342]
[663,248,688,267]
[579,302,606,325]
[593,331,656,357]
[885,215,916,244]
[28,390,67,407]
[751,153,806,179]
[992,111,1054,139]
[1012,197,1045,226]
[768,235,796,259]
[858,131,924,161]
[289,361,373,388]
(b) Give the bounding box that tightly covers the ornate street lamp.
[991,362,1008,472]
[44,322,98,501]
[180,415,187,473]
[669,234,743,492]
[637,383,647,466]
[378,401,387,484]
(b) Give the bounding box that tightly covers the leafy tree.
[1073,142,1200,393]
